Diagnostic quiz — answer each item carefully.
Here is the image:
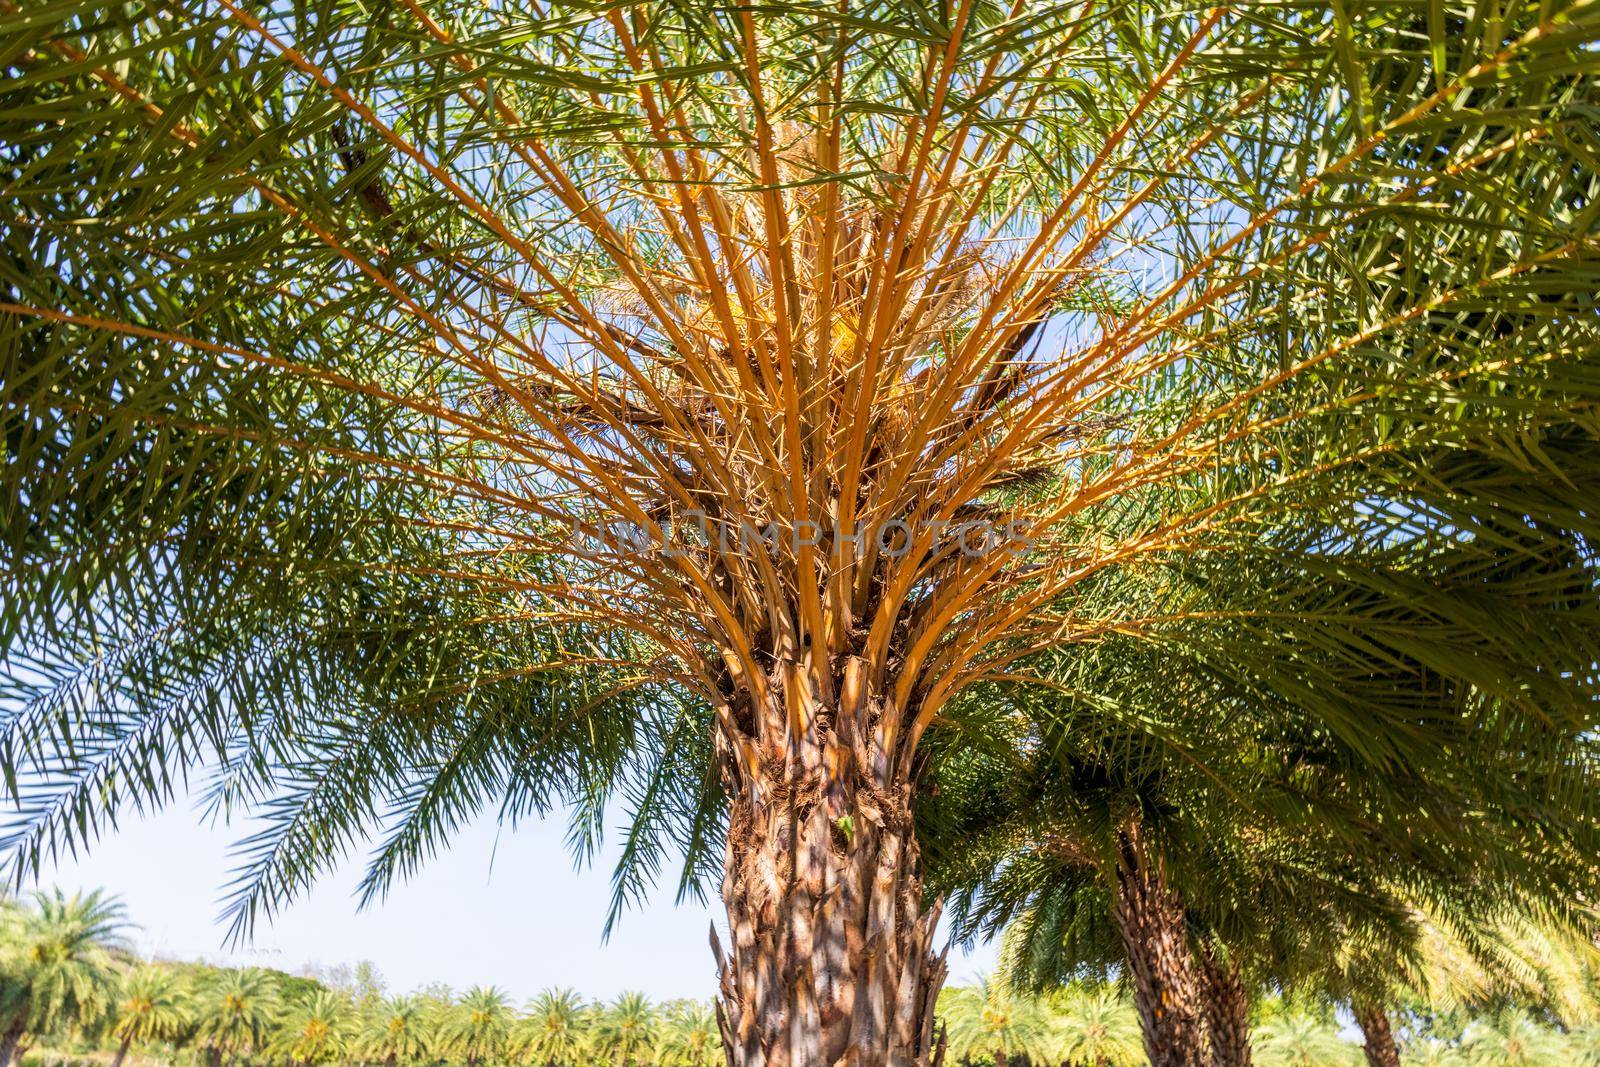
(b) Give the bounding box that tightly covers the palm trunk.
[110,1036,133,1067]
[0,1018,28,1067]
[1111,825,1207,1067]
[1353,1001,1401,1067]
[1198,948,1251,1067]
[711,661,946,1067]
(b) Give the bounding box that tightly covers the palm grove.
[6,890,1600,1067]
[1,0,1598,1065]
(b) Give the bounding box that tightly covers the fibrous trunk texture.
[111,1037,133,1067]
[1111,825,1207,1067]
[1198,949,1252,1067]
[1353,1001,1402,1067]
[712,659,946,1067]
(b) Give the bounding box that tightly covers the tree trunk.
[110,1037,133,1067]
[1353,1001,1401,1067]
[711,659,946,1067]
[1197,948,1251,1067]
[0,1019,27,1067]
[1111,824,1207,1067]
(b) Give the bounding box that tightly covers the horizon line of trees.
[3,889,1599,1067]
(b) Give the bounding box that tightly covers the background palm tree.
[440,988,514,1067]
[513,990,587,1067]
[357,995,432,1067]
[591,993,656,1067]
[1251,1013,1362,1067]
[938,976,1054,1067]
[277,990,352,1067]
[922,507,1600,1067]
[0,890,130,1067]
[1048,987,1144,1067]
[655,1002,721,1067]
[1459,1010,1570,1067]
[110,967,189,1067]
[191,969,282,1067]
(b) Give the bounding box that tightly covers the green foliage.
[939,976,1055,1066]
[2,0,1600,1060]
[2,0,1597,946]
[275,991,352,1066]
[1251,1014,1363,1067]
[591,993,656,1067]
[190,969,282,1060]
[7,886,1600,1067]
[1458,1009,1571,1066]
[435,988,512,1067]
[356,996,430,1067]
[512,990,585,1067]
[1045,986,1143,1067]
[111,968,189,1051]
[0,890,131,1050]
[653,1002,720,1067]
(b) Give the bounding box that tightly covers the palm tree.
[513,990,589,1067]
[277,990,352,1067]
[5,0,1599,1063]
[1048,986,1143,1067]
[938,977,1053,1067]
[0,890,130,1067]
[1570,1025,1600,1067]
[1409,1039,1470,1067]
[923,479,1600,1067]
[656,1002,722,1067]
[110,967,189,1067]
[357,995,432,1067]
[439,987,514,1067]
[591,993,657,1067]
[191,969,281,1067]
[1252,1013,1362,1067]
[1320,902,1600,1067]
[1459,1010,1569,1067]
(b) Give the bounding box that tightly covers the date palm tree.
[191,969,282,1067]
[1048,986,1144,1067]
[1459,1010,1569,1067]
[1332,904,1600,1067]
[938,976,1053,1067]
[277,990,353,1067]
[4,0,1599,1063]
[931,613,1600,1067]
[656,1002,722,1067]
[110,967,190,1067]
[513,990,589,1067]
[0,890,130,1067]
[358,995,433,1067]
[1252,1012,1362,1067]
[592,993,657,1067]
[440,987,515,1067]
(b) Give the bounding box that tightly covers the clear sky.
[26,794,998,1003]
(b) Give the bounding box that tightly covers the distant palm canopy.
[1,1,1597,1066]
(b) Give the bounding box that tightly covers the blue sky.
[29,796,998,1003]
